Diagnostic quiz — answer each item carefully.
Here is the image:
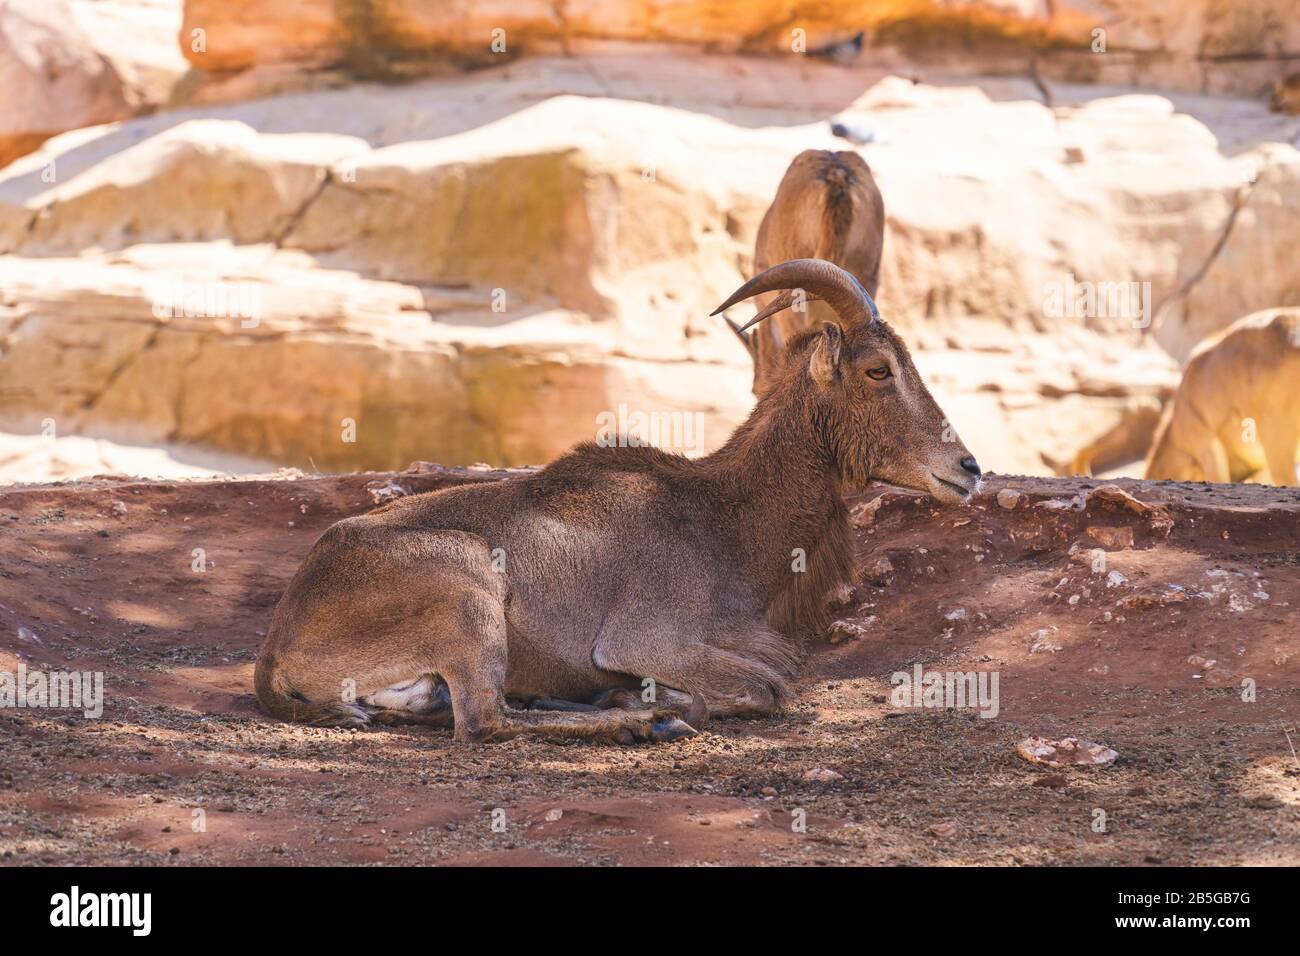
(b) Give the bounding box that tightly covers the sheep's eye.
[866,366,891,381]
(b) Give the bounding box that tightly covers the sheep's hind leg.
[395,555,697,744]
[366,676,455,728]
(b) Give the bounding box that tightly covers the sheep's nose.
[960,457,982,478]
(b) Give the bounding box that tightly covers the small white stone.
[996,488,1022,510]
[802,768,843,783]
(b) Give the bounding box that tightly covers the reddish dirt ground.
[0,465,1297,866]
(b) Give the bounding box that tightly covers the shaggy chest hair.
[765,495,854,643]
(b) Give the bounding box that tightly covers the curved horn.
[710,258,880,332]
[721,313,757,359]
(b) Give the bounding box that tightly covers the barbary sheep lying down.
[255,259,981,744]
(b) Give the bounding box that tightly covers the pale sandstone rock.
[4,121,369,254]
[5,76,1295,352]
[0,0,187,167]
[1,63,1297,476]
[0,245,751,471]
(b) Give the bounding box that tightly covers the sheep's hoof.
[650,715,698,742]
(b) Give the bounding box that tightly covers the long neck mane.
[703,383,855,643]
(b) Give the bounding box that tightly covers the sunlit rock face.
[0,0,187,167]
[1,33,1297,478]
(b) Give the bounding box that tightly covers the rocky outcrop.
[0,244,751,473]
[1038,0,1300,98]
[0,0,188,167]
[2,59,1297,476]
[4,0,1296,171]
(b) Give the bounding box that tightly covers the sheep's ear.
[809,322,842,388]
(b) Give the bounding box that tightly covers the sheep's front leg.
[593,635,792,725]
[491,708,698,744]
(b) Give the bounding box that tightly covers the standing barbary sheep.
[726,150,885,395]
[1145,309,1300,486]
[255,259,981,744]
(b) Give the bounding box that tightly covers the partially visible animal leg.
[1261,424,1299,486]
[1197,438,1231,484]
[367,675,455,728]
[591,686,696,716]
[434,599,696,744]
[423,588,511,744]
[594,640,791,722]
[388,596,696,744]
[489,707,698,744]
